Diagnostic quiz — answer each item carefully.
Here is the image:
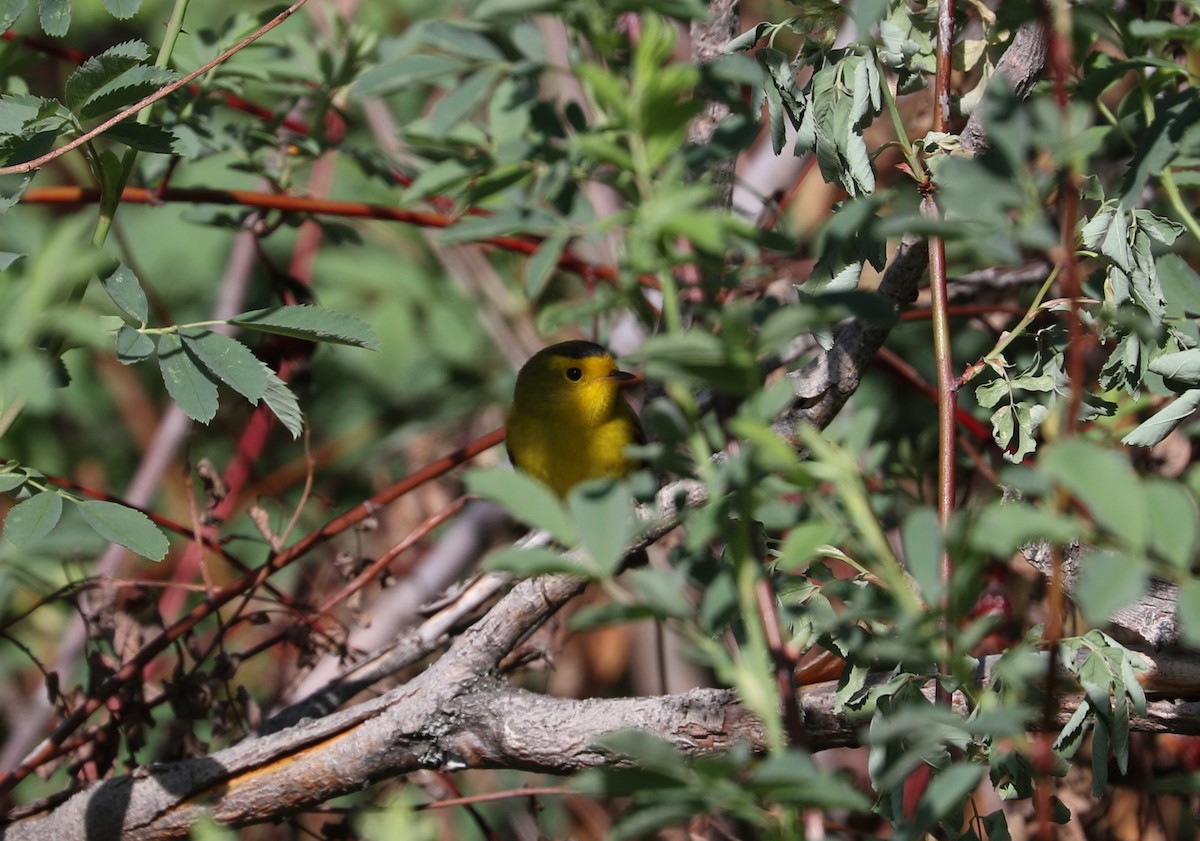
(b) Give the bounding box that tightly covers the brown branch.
[11,642,1200,839]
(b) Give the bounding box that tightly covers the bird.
[505,340,644,499]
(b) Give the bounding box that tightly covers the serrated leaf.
[0,0,27,32]
[100,260,148,324]
[157,332,218,423]
[103,0,141,18]
[116,325,155,363]
[76,499,168,560]
[465,468,574,544]
[181,329,267,402]
[78,65,177,121]
[263,368,303,438]
[0,175,30,214]
[64,40,152,111]
[3,490,63,547]
[102,122,182,154]
[38,0,69,35]
[230,305,379,351]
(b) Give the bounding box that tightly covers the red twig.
[19,186,661,291]
[0,427,505,797]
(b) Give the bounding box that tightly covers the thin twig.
[0,0,312,176]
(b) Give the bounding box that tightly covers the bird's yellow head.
[511,340,635,427]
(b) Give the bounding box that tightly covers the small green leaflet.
[158,332,218,423]
[3,490,63,547]
[100,260,149,325]
[263,369,303,439]
[116,325,155,363]
[230,305,380,351]
[76,499,168,561]
[181,329,268,403]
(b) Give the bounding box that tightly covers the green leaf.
[567,480,635,576]
[103,0,141,18]
[1075,550,1148,626]
[428,66,501,137]
[776,519,841,569]
[3,490,63,547]
[0,0,28,32]
[38,0,69,35]
[465,468,575,544]
[102,122,182,154]
[623,567,694,620]
[157,332,218,423]
[473,0,562,19]
[971,502,1089,556]
[100,260,149,325]
[79,65,177,121]
[64,40,150,110]
[725,21,771,53]
[230,305,380,351]
[181,329,268,403]
[0,470,26,492]
[1178,579,1200,647]
[483,545,589,577]
[1041,440,1147,550]
[1145,479,1198,570]
[0,175,31,215]
[525,231,567,299]
[116,325,155,363]
[0,251,23,270]
[748,750,872,810]
[916,764,987,831]
[263,369,303,439]
[636,332,761,396]
[1158,254,1200,316]
[1149,348,1200,385]
[1122,390,1200,447]
[421,21,505,61]
[902,506,943,604]
[76,499,168,560]
[350,54,468,99]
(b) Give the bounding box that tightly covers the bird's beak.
[606,369,641,387]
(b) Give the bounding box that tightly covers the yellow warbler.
[506,340,643,498]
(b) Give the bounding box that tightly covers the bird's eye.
[565,367,583,382]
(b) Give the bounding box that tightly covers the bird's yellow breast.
[506,341,642,499]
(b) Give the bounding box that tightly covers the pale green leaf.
[76,499,168,560]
